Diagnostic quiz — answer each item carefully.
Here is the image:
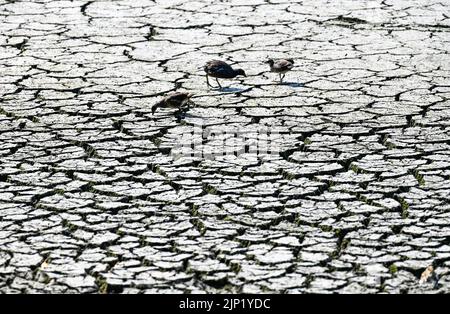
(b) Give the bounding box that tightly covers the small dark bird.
[266,58,294,83]
[151,92,193,114]
[204,60,246,89]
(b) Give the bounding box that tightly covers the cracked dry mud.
[1,0,450,294]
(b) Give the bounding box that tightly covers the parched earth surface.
[1,0,450,294]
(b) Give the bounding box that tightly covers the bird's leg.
[206,75,212,88]
[175,110,183,122]
[279,73,284,83]
[177,104,186,116]
[216,78,222,89]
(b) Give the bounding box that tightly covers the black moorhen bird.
[204,60,246,89]
[151,91,193,114]
[266,58,294,83]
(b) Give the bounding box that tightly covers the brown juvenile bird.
[266,58,294,83]
[151,92,193,114]
[204,60,246,89]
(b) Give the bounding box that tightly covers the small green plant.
[399,198,409,219]
[389,264,398,274]
[54,188,65,195]
[204,184,217,195]
[400,199,409,210]
[340,238,350,251]
[413,170,425,186]
[230,262,241,273]
[96,277,108,294]
[350,164,360,173]
[384,142,396,149]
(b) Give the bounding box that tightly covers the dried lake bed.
[0,0,450,293]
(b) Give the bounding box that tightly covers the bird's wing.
[168,93,190,106]
[205,60,232,75]
[274,60,294,71]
